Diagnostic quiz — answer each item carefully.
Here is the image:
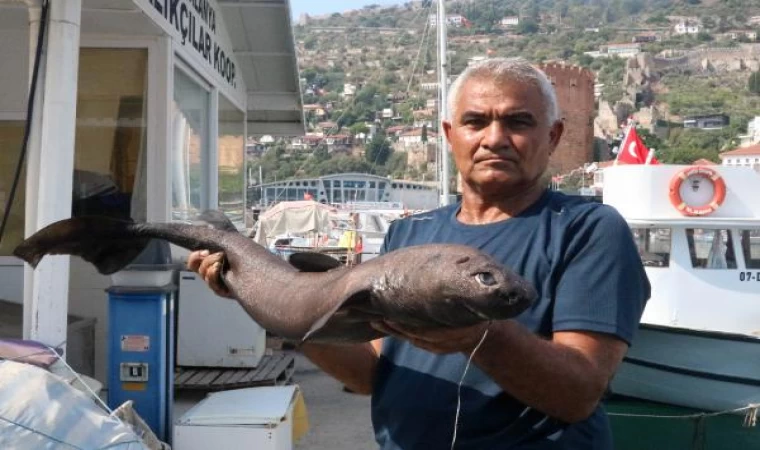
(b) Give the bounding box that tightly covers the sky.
[289,0,402,18]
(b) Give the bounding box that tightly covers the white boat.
[602,164,760,412]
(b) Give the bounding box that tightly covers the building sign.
[145,0,237,88]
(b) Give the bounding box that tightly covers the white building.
[342,83,357,97]
[428,13,467,28]
[0,0,302,384]
[719,145,760,171]
[398,128,437,146]
[420,82,439,91]
[674,20,701,35]
[500,16,519,27]
[739,117,760,147]
[602,43,642,58]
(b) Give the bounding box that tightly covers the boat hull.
[610,324,760,413]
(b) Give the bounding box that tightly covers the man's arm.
[299,339,384,395]
[187,250,384,395]
[374,321,625,423]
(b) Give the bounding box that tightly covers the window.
[172,67,210,221]
[630,227,671,267]
[73,48,148,222]
[217,95,245,228]
[0,121,25,256]
[686,228,737,269]
[740,229,760,269]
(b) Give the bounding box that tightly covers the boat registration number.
[739,272,760,282]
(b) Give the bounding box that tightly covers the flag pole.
[613,121,632,166]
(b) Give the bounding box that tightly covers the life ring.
[668,166,727,216]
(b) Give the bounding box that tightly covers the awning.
[219,0,305,136]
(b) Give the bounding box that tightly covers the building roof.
[719,144,760,158]
[692,158,717,165]
[400,128,438,137]
[221,0,305,136]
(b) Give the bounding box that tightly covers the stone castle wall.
[539,63,596,174]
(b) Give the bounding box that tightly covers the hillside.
[247,0,760,188]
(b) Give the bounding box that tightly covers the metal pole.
[438,0,451,206]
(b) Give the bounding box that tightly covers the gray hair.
[446,57,559,124]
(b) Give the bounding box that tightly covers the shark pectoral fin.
[301,289,372,342]
[288,252,344,272]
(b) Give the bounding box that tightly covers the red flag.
[615,125,660,165]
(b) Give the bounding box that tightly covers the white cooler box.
[174,385,307,450]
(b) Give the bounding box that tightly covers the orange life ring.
[668,166,727,216]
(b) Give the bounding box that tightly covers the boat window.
[739,229,760,269]
[630,227,670,268]
[685,228,737,269]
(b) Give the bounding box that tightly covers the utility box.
[107,284,175,443]
[174,386,307,450]
[107,240,177,443]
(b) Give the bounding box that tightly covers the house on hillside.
[722,30,758,41]
[303,104,327,118]
[719,144,760,171]
[739,116,760,147]
[429,14,468,28]
[674,20,701,35]
[317,121,339,134]
[601,43,642,58]
[632,33,660,43]
[500,16,519,28]
[398,128,437,147]
[683,114,729,130]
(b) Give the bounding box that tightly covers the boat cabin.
[603,165,760,335]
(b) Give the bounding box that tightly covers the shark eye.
[476,272,497,287]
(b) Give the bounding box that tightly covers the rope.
[608,403,760,427]
[450,321,491,450]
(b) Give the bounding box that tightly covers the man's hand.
[371,320,490,355]
[186,250,234,299]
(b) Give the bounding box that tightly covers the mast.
[437,0,451,206]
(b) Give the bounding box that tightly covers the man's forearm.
[299,341,380,395]
[472,321,619,423]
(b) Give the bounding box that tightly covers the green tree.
[365,132,393,166]
[517,19,539,35]
[749,72,760,94]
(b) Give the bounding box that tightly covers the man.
[188,58,650,449]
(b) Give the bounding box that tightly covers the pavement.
[292,353,376,450]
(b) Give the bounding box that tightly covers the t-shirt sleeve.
[552,205,651,345]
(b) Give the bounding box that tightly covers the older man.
[188,58,650,449]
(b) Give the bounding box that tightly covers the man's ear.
[549,120,564,154]
[442,120,453,144]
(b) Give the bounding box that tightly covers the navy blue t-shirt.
[371,190,651,449]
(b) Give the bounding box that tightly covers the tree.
[749,72,760,94]
[365,132,393,166]
[517,19,539,35]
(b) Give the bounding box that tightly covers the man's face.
[442,77,563,196]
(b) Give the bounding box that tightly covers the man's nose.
[482,121,511,150]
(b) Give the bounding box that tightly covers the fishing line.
[450,321,491,450]
[0,0,49,244]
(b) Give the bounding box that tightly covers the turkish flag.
[615,126,660,165]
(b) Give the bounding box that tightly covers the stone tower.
[538,62,596,174]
